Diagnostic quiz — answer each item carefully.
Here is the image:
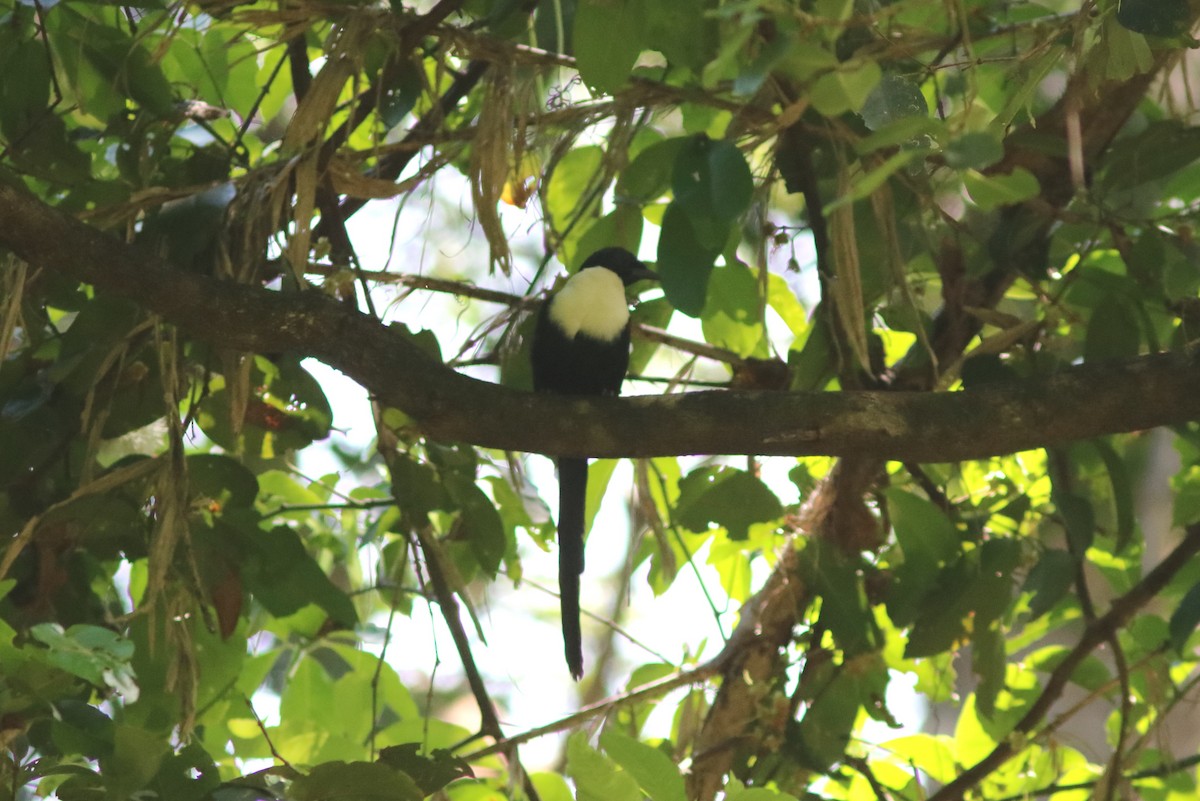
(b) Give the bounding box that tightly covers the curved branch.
[929,522,1200,801]
[1,182,1198,463]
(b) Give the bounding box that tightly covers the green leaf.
[619,137,688,203]
[1090,440,1136,551]
[574,206,644,268]
[103,724,170,799]
[389,453,449,522]
[600,728,686,801]
[676,467,783,540]
[292,761,422,801]
[187,454,259,510]
[547,145,605,266]
[1022,549,1074,619]
[0,34,51,142]
[378,59,424,130]
[672,136,753,225]
[886,489,959,569]
[566,732,641,801]
[1116,0,1189,37]
[810,60,882,116]
[860,72,928,131]
[377,745,473,795]
[55,6,174,117]
[806,541,875,655]
[1169,580,1200,654]
[1101,121,1200,191]
[442,471,506,575]
[52,701,115,760]
[573,0,645,95]
[643,0,715,71]
[963,168,1040,209]
[1084,294,1141,363]
[701,262,767,358]
[972,624,1005,718]
[793,654,883,769]
[705,140,755,221]
[657,201,720,317]
[29,624,138,698]
[1055,491,1095,555]
[1026,645,1111,691]
[140,183,236,272]
[239,526,358,626]
[943,131,1005,170]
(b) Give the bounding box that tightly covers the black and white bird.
[531,246,658,679]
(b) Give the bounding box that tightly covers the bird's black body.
[530,246,657,679]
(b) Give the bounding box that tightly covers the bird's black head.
[580,247,658,287]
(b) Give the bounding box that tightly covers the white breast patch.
[548,267,630,341]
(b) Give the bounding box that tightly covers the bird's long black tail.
[558,456,588,679]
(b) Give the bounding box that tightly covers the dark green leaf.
[1084,294,1141,363]
[806,540,875,655]
[147,745,221,801]
[377,745,473,795]
[378,59,424,130]
[972,624,1005,718]
[29,624,136,690]
[1116,0,1189,37]
[671,136,753,226]
[237,525,358,626]
[792,654,886,769]
[1169,580,1200,654]
[1055,491,1095,555]
[972,538,1020,629]
[442,471,506,575]
[1022,549,1075,619]
[1090,439,1136,552]
[943,131,1004,170]
[705,140,754,221]
[187,454,259,510]
[0,35,51,142]
[1101,121,1200,191]
[51,701,115,760]
[657,202,720,317]
[292,761,422,801]
[676,467,782,540]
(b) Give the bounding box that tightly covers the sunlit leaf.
[574,0,645,95]
[600,728,686,801]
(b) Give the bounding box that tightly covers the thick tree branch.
[686,12,1200,796]
[1,182,1198,464]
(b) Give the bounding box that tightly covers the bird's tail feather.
[558,456,588,679]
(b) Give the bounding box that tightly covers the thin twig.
[459,659,722,761]
[927,522,1200,801]
[245,694,292,770]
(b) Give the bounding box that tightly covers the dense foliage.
[2,0,1200,799]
